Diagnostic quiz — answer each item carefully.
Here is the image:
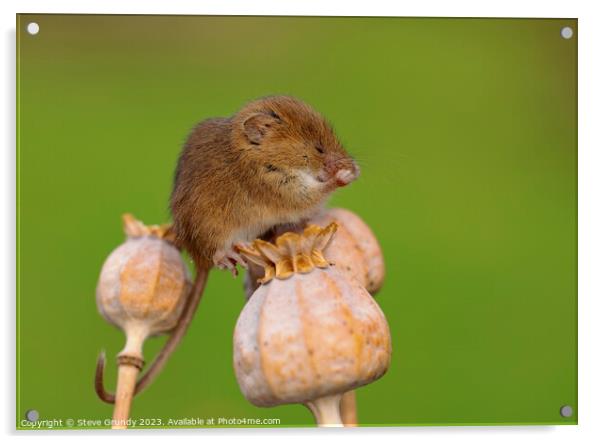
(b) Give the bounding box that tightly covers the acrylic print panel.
[16,15,577,429]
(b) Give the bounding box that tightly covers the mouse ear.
[242,112,279,145]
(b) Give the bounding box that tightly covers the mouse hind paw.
[213,248,248,277]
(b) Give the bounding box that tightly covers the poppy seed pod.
[97,214,190,354]
[310,208,385,294]
[96,214,191,428]
[234,224,391,427]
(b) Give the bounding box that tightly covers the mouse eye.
[315,145,325,154]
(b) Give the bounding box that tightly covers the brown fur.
[170,95,358,268]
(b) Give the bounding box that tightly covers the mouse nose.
[333,159,360,187]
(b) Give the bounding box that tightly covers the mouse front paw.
[213,248,248,277]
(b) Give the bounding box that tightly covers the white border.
[2,1,600,443]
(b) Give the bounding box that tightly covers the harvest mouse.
[95,95,359,403]
[170,95,360,273]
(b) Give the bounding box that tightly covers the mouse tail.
[95,266,210,404]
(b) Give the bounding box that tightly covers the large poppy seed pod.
[241,208,386,426]
[234,224,392,427]
[96,213,191,429]
[243,208,385,300]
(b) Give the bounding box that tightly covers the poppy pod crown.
[237,223,337,284]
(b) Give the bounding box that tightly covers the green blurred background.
[16,15,577,428]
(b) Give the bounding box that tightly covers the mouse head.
[232,96,360,200]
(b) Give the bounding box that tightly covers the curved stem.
[340,390,357,427]
[305,394,344,427]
